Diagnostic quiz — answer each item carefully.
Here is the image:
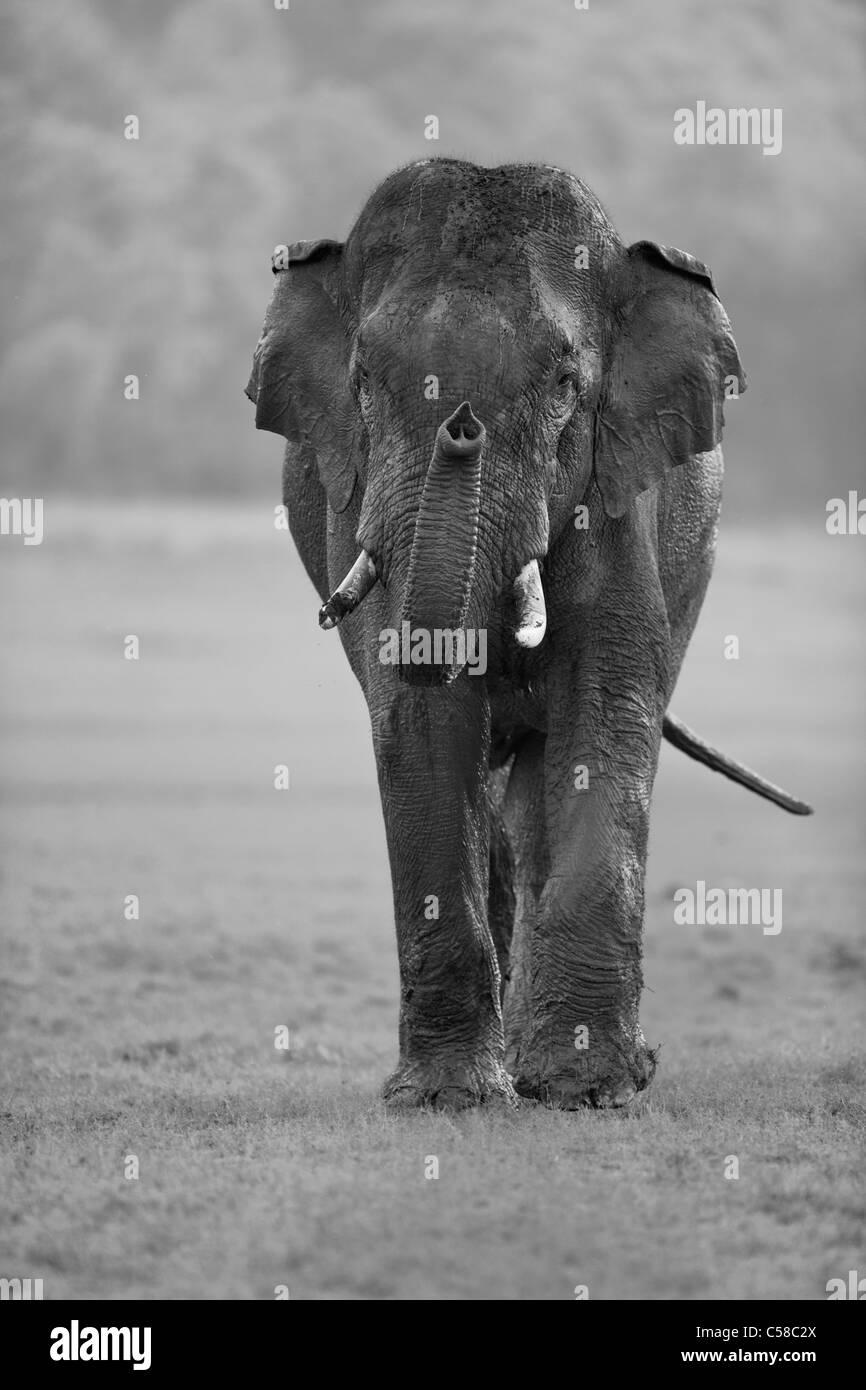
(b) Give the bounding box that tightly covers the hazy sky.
[2,0,863,516]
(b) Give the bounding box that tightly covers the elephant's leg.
[371,678,514,1109]
[513,597,671,1109]
[501,732,548,1073]
[487,767,516,1006]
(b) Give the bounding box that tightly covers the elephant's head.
[246,160,744,683]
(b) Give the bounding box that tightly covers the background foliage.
[2,0,863,518]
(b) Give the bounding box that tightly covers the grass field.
[0,502,863,1301]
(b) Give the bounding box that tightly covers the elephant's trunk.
[399,401,484,684]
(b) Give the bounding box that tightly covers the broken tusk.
[318,551,378,629]
[513,559,547,648]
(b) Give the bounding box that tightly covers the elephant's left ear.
[594,241,746,518]
[245,238,358,514]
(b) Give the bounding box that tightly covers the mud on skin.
[246,158,811,1111]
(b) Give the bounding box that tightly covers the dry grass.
[0,503,863,1299]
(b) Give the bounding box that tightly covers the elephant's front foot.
[513,1023,657,1110]
[383,1054,517,1111]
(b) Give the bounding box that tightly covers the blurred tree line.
[1,0,863,519]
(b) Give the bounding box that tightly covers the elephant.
[246,158,811,1111]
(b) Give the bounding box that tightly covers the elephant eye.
[353,365,372,407]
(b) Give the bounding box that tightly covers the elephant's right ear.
[245,239,358,513]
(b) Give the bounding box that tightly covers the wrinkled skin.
[246,158,747,1110]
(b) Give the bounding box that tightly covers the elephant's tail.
[662,713,813,816]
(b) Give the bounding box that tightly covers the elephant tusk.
[513,559,547,648]
[318,551,378,629]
